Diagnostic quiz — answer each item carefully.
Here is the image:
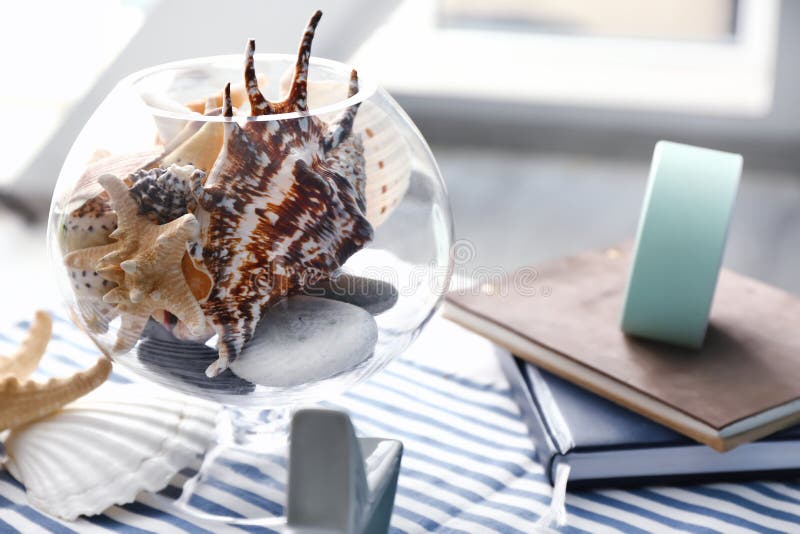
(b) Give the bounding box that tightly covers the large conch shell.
[0,311,111,431]
[191,10,373,376]
[128,10,371,373]
[4,385,220,520]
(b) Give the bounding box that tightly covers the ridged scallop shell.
[281,78,411,227]
[3,386,220,520]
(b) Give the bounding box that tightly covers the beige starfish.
[0,311,112,431]
[64,174,206,353]
[0,311,50,380]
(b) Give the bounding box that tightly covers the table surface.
[1,310,798,534]
[2,148,799,532]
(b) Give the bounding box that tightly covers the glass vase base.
[169,407,292,527]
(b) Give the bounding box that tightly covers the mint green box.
[621,141,742,349]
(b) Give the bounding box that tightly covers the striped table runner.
[0,312,799,533]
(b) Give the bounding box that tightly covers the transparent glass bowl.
[48,53,453,409]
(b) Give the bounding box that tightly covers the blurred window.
[352,0,778,116]
[0,0,151,185]
[439,0,736,42]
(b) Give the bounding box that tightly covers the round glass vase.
[47,53,453,526]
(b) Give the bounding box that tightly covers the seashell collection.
[58,10,410,379]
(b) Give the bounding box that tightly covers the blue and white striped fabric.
[1,311,799,533]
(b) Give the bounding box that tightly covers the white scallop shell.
[3,385,221,520]
[281,77,412,228]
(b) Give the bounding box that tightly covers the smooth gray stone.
[302,273,399,315]
[231,296,378,388]
[138,319,255,395]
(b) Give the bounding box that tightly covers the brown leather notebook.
[444,245,800,451]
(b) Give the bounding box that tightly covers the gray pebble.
[231,296,378,388]
[301,273,398,315]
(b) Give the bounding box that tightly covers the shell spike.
[204,82,241,190]
[286,10,322,112]
[323,69,361,152]
[190,169,220,211]
[222,83,234,118]
[102,288,126,304]
[205,350,228,377]
[129,288,146,304]
[245,39,272,115]
[349,69,359,96]
[205,328,238,377]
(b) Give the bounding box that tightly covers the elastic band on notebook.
[527,365,574,453]
[536,462,571,530]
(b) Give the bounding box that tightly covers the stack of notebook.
[445,244,800,486]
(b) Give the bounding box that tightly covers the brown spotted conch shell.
[192,10,372,376]
[0,311,111,431]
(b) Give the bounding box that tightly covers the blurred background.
[1,0,798,322]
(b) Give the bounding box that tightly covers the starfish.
[0,311,112,431]
[64,174,206,353]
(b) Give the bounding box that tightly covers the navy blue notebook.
[499,349,800,488]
